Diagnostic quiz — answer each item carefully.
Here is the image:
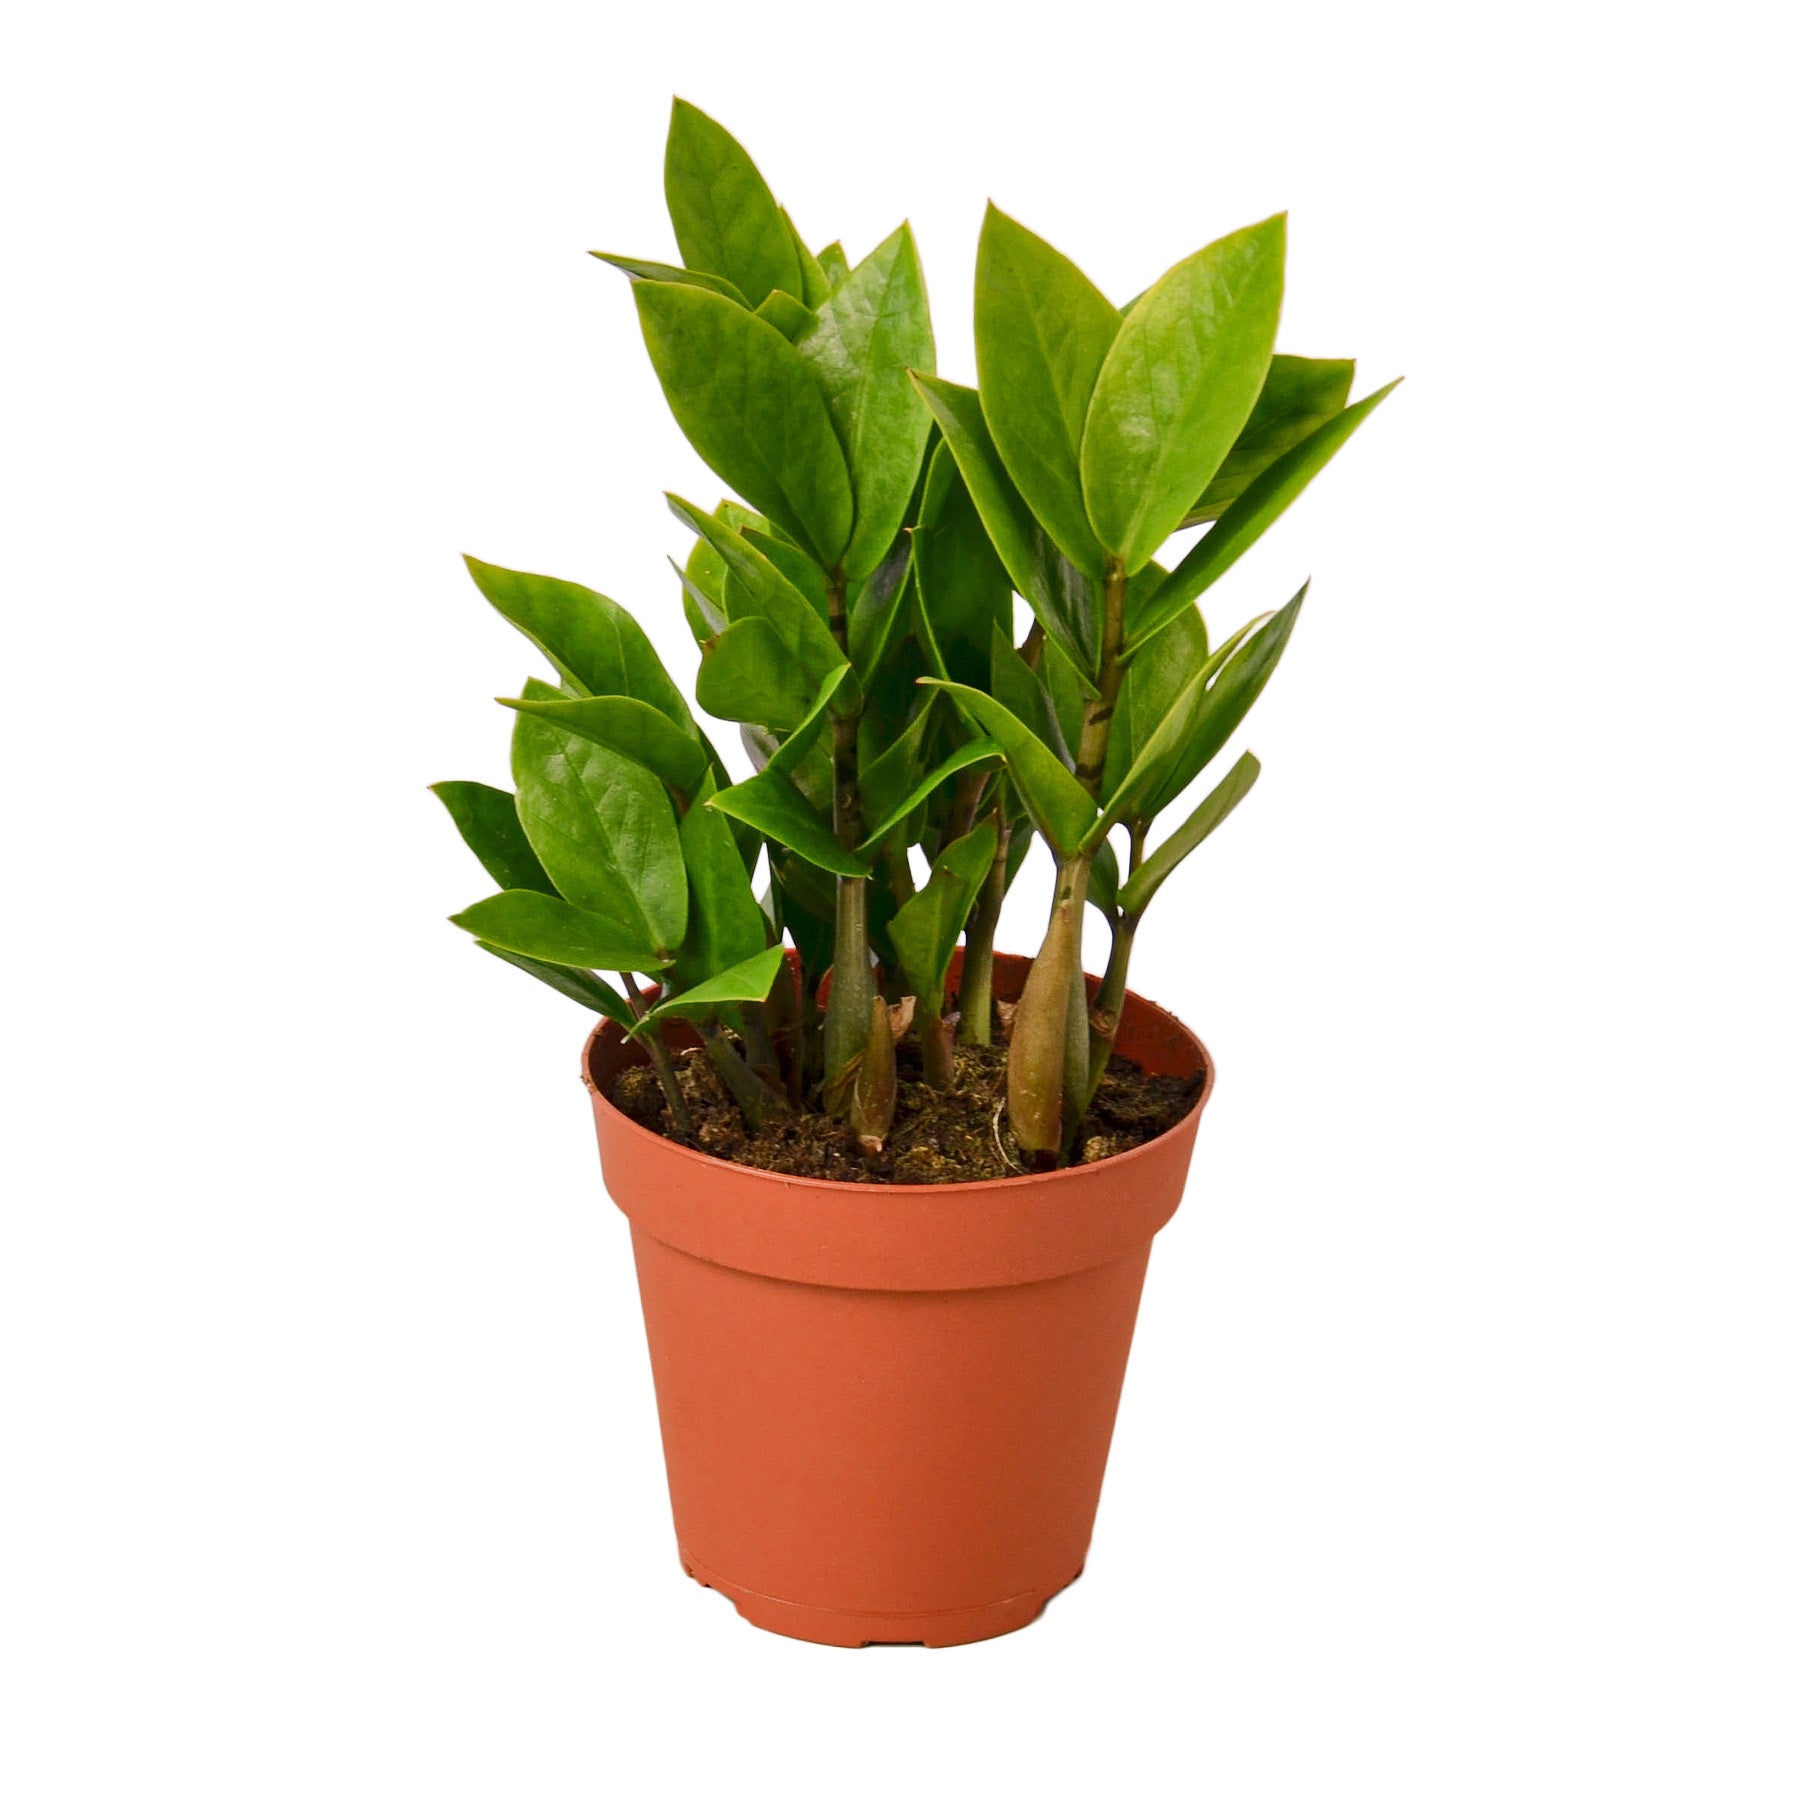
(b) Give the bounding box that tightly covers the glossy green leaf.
[1088,836,1121,921]
[676,772,770,986]
[888,823,999,999]
[708,770,871,878]
[1040,634,1088,764]
[1080,215,1287,570]
[476,943,637,1026]
[663,99,801,310]
[1127,380,1398,656]
[796,223,936,581]
[1102,602,1209,799]
[754,663,853,791]
[511,693,688,956]
[463,557,694,729]
[913,444,1011,689]
[1139,585,1305,822]
[430,781,556,895]
[753,288,813,341]
[858,695,936,836]
[988,625,1065,763]
[495,695,708,794]
[666,494,845,681]
[589,252,747,307]
[450,890,669,973]
[633,945,788,1034]
[742,527,830,619]
[783,209,832,307]
[1184,354,1355,524]
[695,617,814,731]
[909,373,1099,678]
[847,534,912,676]
[856,739,1001,852]
[1118,752,1261,918]
[918,680,1098,859]
[636,283,853,566]
[974,206,1117,577]
[817,242,850,292]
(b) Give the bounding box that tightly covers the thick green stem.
[1007,560,1130,1165]
[916,993,956,1088]
[958,808,1009,1045]
[1085,913,1139,1104]
[740,1002,782,1094]
[1007,853,1090,1168]
[697,1021,784,1130]
[620,971,693,1135]
[820,569,873,1113]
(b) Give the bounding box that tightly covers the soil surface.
[609,1035,1202,1184]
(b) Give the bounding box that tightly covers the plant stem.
[958,806,1010,1045]
[696,1021,784,1131]
[1007,852,1089,1168]
[620,971,693,1135]
[740,1002,782,1094]
[1085,912,1139,1105]
[1006,560,1130,1165]
[820,570,873,1114]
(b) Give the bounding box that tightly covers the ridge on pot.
[585,953,1213,1648]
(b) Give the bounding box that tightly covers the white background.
[3,2,1795,1794]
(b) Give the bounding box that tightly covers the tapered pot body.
[583,953,1212,1648]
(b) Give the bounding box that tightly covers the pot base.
[679,1548,1084,1649]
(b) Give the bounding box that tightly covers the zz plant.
[436,99,1394,1171]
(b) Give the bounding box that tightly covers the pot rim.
[581,953,1214,1199]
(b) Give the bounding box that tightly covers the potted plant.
[434,99,1395,1647]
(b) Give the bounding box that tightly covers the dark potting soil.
[609,1033,1202,1184]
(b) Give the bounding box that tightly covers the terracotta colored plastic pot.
[582,951,1212,1648]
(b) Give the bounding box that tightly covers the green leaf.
[666,494,845,681]
[847,534,913,677]
[1103,602,1208,799]
[463,557,695,730]
[795,223,936,581]
[763,663,854,778]
[676,772,770,987]
[1118,752,1261,919]
[1184,354,1355,524]
[754,288,813,341]
[909,373,1099,678]
[589,252,748,307]
[475,942,637,1026]
[451,890,669,973]
[888,823,999,1000]
[511,693,688,956]
[430,781,557,895]
[1127,379,1399,656]
[856,739,1002,852]
[858,694,936,836]
[636,283,853,566]
[742,527,830,618]
[818,242,850,292]
[495,695,708,794]
[695,617,814,731]
[974,205,1118,577]
[912,445,1011,689]
[663,99,801,311]
[708,770,871,878]
[1088,836,1121,922]
[918,680,1098,860]
[634,945,788,1034]
[783,209,832,307]
[988,625,1066,763]
[1139,585,1305,822]
[1080,214,1287,571]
